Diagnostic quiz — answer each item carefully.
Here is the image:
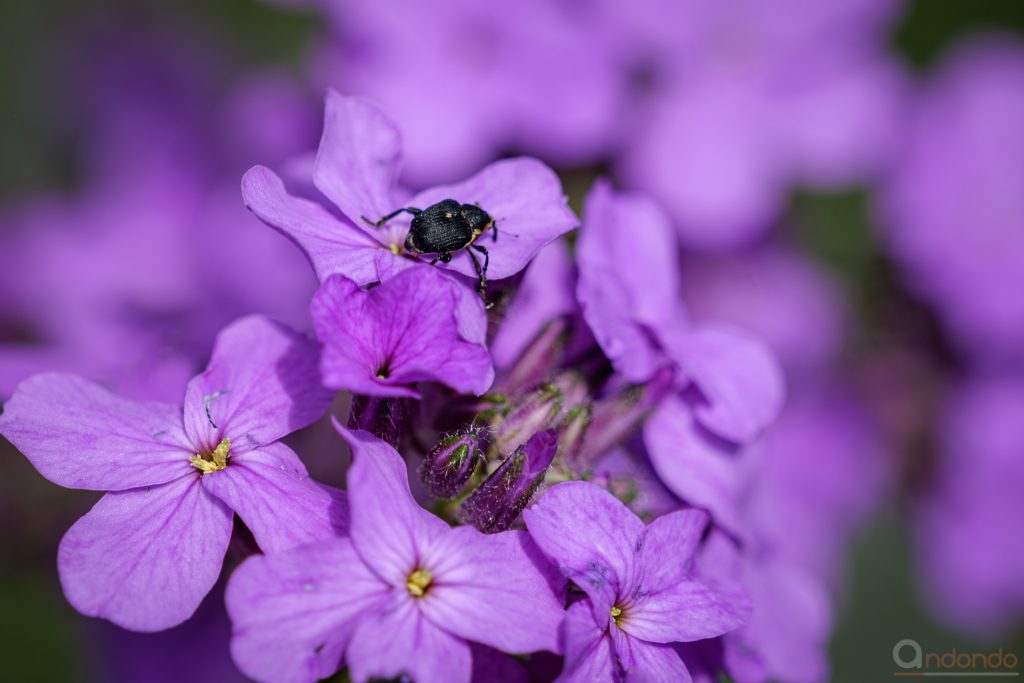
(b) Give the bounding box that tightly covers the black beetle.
[364,199,498,304]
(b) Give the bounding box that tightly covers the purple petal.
[184,316,333,453]
[312,268,493,398]
[336,424,450,584]
[313,92,402,230]
[623,579,751,644]
[242,165,383,284]
[559,600,617,683]
[665,326,785,444]
[226,537,389,683]
[644,397,745,535]
[408,158,577,281]
[608,627,693,683]
[201,442,348,553]
[0,372,192,491]
[722,556,831,683]
[347,594,473,683]
[577,180,683,382]
[58,476,232,631]
[524,481,644,607]
[636,509,710,593]
[419,527,564,655]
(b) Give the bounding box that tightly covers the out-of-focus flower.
[0,317,344,631]
[226,425,564,683]
[88,580,248,683]
[680,247,848,382]
[524,481,750,681]
[311,0,624,186]
[880,38,1024,365]
[617,0,907,250]
[310,267,493,397]
[243,91,577,296]
[914,375,1024,635]
[0,48,320,402]
[697,530,832,683]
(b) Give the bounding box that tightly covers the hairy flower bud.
[420,429,485,499]
[576,367,675,466]
[496,318,570,396]
[458,429,558,533]
[492,371,588,457]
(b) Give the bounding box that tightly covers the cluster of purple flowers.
[2,92,788,681]
[2,0,1024,681]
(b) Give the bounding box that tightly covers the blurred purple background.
[1,0,1022,680]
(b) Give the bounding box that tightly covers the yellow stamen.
[189,438,231,474]
[389,243,401,255]
[611,605,623,624]
[406,569,432,597]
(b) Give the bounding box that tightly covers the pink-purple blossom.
[524,481,751,681]
[0,316,344,631]
[226,424,564,683]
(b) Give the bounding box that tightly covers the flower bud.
[576,367,674,466]
[420,429,485,499]
[492,371,588,457]
[496,318,569,396]
[557,404,592,463]
[458,429,558,533]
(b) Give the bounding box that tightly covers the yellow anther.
[189,438,231,474]
[406,569,433,597]
[611,605,623,624]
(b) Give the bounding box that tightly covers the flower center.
[189,438,231,474]
[406,568,432,597]
[611,605,624,626]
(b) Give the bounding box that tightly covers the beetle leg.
[491,220,498,243]
[361,207,422,228]
[469,245,491,308]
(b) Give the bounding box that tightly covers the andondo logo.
[893,639,1020,677]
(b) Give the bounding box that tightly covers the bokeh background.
[1,0,1023,681]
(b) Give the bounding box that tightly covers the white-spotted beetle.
[364,199,498,306]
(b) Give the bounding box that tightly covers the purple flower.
[754,388,888,584]
[879,39,1024,364]
[616,0,907,250]
[0,316,344,631]
[243,91,578,293]
[0,64,319,402]
[226,425,565,683]
[914,375,1024,635]
[577,181,784,531]
[696,530,832,683]
[524,481,750,681]
[309,0,623,186]
[310,266,494,397]
[679,247,847,382]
